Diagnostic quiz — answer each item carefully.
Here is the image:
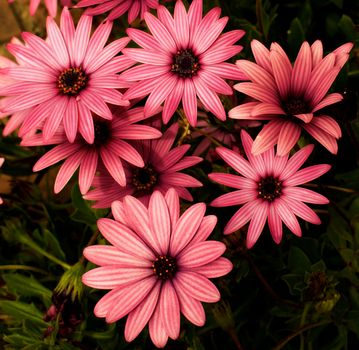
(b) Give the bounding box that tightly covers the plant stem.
[299,303,311,350]
[8,2,26,32]
[19,235,71,270]
[193,127,224,147]
[243,252,301,309]
[273,320,331,350]
[0,265,47,274]
[79,230,100,264]
[305,183,359,194]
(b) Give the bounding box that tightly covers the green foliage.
[0,0,359,349]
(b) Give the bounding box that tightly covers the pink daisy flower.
[229,40,353,155]
[84,122,203,208]
[121,0,245,126]
[82,189,232,348]
[21,106,162,194]
[0,157,4,204]
[209,130,331,248]
[8,0,71,17]
[0,7,134,143]
[76,0,160,24]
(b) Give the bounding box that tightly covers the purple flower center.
[258,176,282,201]
[132,164,158,192]
[283,98,309,116]
[93,119,111,147]
[58,67,87,96]
[171,49,200,78]
[152,255,177,280]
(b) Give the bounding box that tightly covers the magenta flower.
[82,189,232,348]
[229,40,353,155]
[0,157,4,204]
[76,0,159,24]
[0,7,134,143]
[21,106,162,194]
[8,0,71,17]
[209,130,331,248]
[121,0,245,126]
[84,122,203,207]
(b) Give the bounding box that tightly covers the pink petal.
[72,14,92,66]
[174,284,205,326]
[234,82,279,105]
[216,147,259,180]
[169,203,206,256]
[276,122,301,156]
[268,204,282,244]
[291,42,312,96]
[211,189,257,207]
[100,147,126,186]
[149,191,171,255]
[165,188,180,227]
[246,202,269,248]
[106,277,157,323]
[174,0,189,48]
[83,245,151,268]
[303,124,338,154]
[192,257,233,278]
[275,198,301,237]
[159,281,180,340]
[78,101,95,144]
[145,75,177,117]
[191,215,217,244]
[251,39,271,72]
[163,77,183,124]
[208,173,256,190]
[282,187,329,204]
[280,144,314,180]
[224,199,260,234]
[173,271,220,303]
[251,119,283,155]
[123,195,161,254]
[125,281,161,342]
[270,50,291,99]
[149,302,169,348]
[54,151,85,193]
[182,79,198,126]
[64,97,78,143]
[46,16,70,67]
[97,218,155,260]
[241,129,266,176]
[312,93,343,113]
[282,196,322,224]
[228,102,261,120]
[310,115,341,138]
[78,149,98,194]
[284,164,331,187]
[33,143,78,171]
[144,12,177,54]
[177,241,226,268]
[110,139,144,167]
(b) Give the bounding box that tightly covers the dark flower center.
[132,164,158,192]
[171,49,200,78]
[258,176,282,201]
[283,98,309,116]
[58,67,87,96]
[93,119,111,147]
[152,255,177,280]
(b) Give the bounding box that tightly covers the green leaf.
[70,184,97,225]
[0,300,48,327]
[42,229,66,261]
[2,273,52,305]
[338,15,356,41]
[288,246,311,274]
[287,18,305,55]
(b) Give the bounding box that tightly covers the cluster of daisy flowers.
[0,0,353,348]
